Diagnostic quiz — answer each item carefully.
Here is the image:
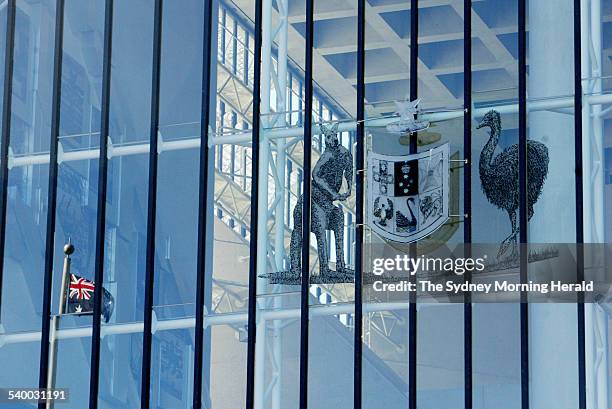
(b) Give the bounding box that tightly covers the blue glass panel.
[0,0,56,392]
[151,326,195,408]
[204,2,252,407]
[362,2,411,408]
[527,2,579,408]
[415,2,466,405]
[473,304,521,409]
[149,0,204,406]
[96,1,154,408]
[49,0,106,400]
[471,1,521,408]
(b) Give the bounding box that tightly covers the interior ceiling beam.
[231,0,609,116]
[316,23,521,57]
[288,8,355,24]
[429,60,519,76]
[317,35,462,56]
[363,2,459,107]
[351,58,518,85]
[452,3,519,83]
[288,0,484,22]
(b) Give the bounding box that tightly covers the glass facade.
[0,0,609,409]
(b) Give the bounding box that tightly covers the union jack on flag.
[69,274,95,300]
[65,273,115,323]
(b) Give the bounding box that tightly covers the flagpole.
[46,241,73,409]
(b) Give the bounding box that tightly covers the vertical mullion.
[573,0,585,408]
[245,0,263,406]
[192,0,214,407]
[141,0,163,407]
[89,1,114,407]
[517,0,529,408]
[299,0,314,407]
[463,1,473,409]
[408,1,418,408]
[0,0,15,319]
[354,0,365,407]
[38,0,65,399]
[409,0,418,117]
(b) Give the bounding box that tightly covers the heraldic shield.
[367,143,450,243]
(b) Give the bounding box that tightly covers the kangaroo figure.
[290,123,353,276]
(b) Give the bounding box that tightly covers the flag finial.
[64,241,74,256]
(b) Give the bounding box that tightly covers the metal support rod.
[38,1,65,406]
[193,0,214,406]
[245,0,263,405]
[0,0,15,320]
[141,0,163,407]
[89,1,114,407]
[517,0,529,408]
[45,243,73,409]
[574,0,586,408]
[463,1,473,409]
[408,1,418,408]
[354,0,365,407]
[299,0,314,407]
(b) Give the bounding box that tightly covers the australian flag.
[66,274,115,323]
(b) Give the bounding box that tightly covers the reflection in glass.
[362,303,410,408]
[362,0,411,405]
[149,0,204,406]
[151,319,196,409]
[0,0,55,391]
[309,313,355,407]
[415,28,465,400]
[472,102,521,408]
[418,305,464,408]
[527,2,579,408]
[48,0,107,402]
[471,1,521,407]
[582,3,611,409]
[96,1,154,408]
[303,0,357,337]
[473,304,520,409]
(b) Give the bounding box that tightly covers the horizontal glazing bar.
[7,92,612,168]
[0,301,421,345]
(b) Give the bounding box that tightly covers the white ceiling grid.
[232,0,611,118]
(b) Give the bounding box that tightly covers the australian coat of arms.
[367,143,450,243]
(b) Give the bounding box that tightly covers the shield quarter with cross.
[373,160,394,195]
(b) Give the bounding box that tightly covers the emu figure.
[477,110,549,258]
